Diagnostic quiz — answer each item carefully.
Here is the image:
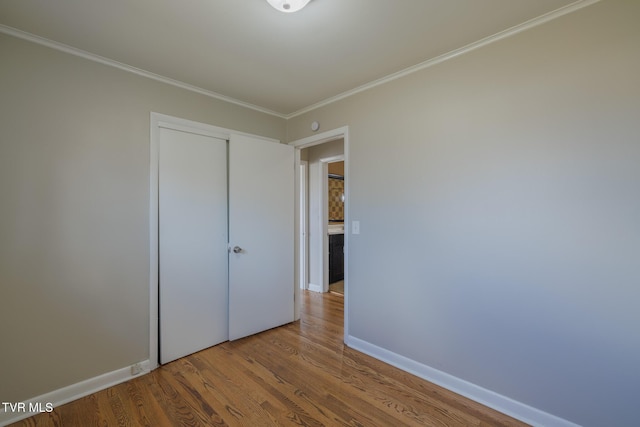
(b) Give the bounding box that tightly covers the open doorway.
[327,161,345,295]
[290,126,349,339]
[300,140,343,294]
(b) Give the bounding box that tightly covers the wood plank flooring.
[11,291,528,426]
[328,280,344,295]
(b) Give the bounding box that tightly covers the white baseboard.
[0,360,151,427]
[308,282,323,293]
[344,336,580,427]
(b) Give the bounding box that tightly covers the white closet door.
[228,134,295,340]
[159,127,228,364]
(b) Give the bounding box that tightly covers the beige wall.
[0,33,285,402]
[288,1,640,425]
[328,161,344,176]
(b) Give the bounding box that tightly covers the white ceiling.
[0,0,583,117]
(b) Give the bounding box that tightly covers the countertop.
[328,223,344,235]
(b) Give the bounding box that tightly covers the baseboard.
[0,360,151,427]
[308,282,323,293]
[344,336,580,427]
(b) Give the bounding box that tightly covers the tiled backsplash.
[328,177,344,221]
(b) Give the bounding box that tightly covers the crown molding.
[285,0,601,119]
[0,24,288,119]
[1,0,600,121]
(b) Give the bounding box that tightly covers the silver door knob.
[232,246,243,253]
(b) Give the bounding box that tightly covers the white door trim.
[289,126,350,340]
[299,161,308,290]
[149,112,280,370]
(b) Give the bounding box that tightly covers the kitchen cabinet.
[329,233,344,283]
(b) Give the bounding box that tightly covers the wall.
[303,139,344,292]
[328,177,344,221]
[328,161,344,176]
[0,33,286,404]
[287,1,640,425]
[328,161,345,221]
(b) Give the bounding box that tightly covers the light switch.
[352,220,360,235]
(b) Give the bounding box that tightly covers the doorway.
[301,145,343,294]
[327,160,345,295]
[290,126,350,340]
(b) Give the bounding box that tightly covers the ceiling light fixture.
[266,0,311,13]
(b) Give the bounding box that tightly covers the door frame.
[149,112,281,369]
[289,126,350,340]
[299,161,308,290]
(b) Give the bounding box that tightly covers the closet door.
[228,134,295,340]
[159,127,228,364]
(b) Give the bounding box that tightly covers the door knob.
[232,246,243,254]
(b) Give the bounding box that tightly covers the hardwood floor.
[12,291,528,426]
[328,280,344,295]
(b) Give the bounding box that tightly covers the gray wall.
[0,33,285,402]
[288,1,640,425]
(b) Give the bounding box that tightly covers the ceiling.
[0,0,582,117]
